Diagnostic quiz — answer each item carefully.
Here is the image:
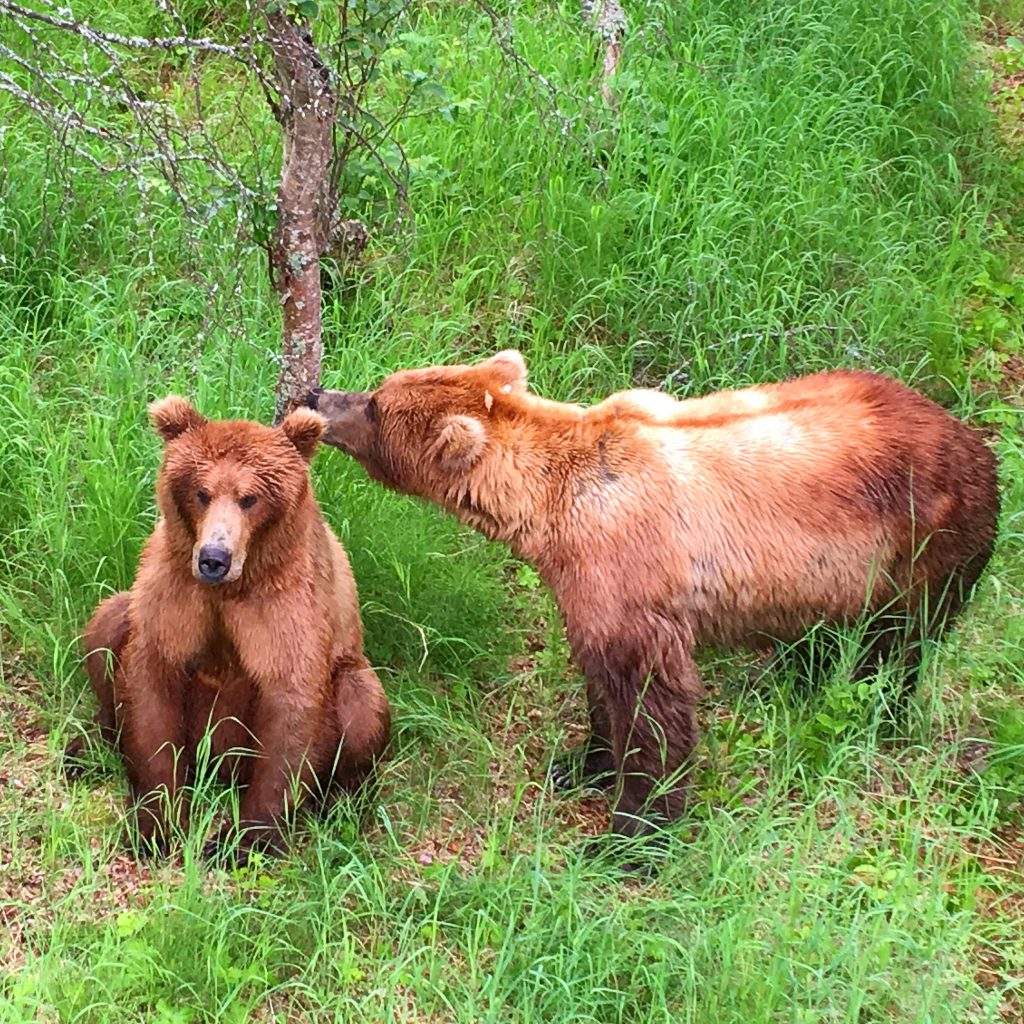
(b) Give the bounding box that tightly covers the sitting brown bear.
[69,398,390,863]
[308,352,998,847]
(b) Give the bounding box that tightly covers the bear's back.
[552,370,996,646]
[605,370,977,483]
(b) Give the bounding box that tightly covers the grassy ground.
[1,0,1023,1020]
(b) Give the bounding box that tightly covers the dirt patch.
[967,826,1024,1023]
[996,352,1024,392]
[0,650,175,978]
[0,628,46,738]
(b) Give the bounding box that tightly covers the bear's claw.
[549,746,617,793]
[62,736,90,779]
[549,761,577,792]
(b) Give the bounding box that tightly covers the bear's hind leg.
[65,591,131,776]
[321,656,391,803]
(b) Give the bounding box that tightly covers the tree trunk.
[264,10,338,423]
[582,0,627,107]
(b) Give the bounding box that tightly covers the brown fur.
[310,352,999,841]
[72,399,390,862]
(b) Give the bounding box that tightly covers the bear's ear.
[280,407,326,462]
[481,349,527,394]
[148,395,206,442]
[434,414,487,471]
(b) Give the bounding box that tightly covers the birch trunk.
[265,10,338,423]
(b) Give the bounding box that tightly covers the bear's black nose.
[306,388,322,409]
[197,545,232,583]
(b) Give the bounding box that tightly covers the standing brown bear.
[309,351,998,846]
[70,398,390,864]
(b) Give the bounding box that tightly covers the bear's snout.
[314,389,368,414]
[197,544,232,584]
[314,390,375,457]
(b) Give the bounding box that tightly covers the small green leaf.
[154,1000,197,1024]
[115,910,147,937]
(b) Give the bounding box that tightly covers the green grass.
[2,0,1024,1021]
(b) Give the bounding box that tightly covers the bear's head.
[308,351,529,506]
[148,396,325,585]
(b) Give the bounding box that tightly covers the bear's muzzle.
[308,389,375,458]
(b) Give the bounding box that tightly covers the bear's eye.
[238,494,258,510]
[365,397,378,423]
[196,489,211,506]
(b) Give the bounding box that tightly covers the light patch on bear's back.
[647,410,812,508]
[592,389,681,422]
[649,428,698,482]
[669,385,774,423]
[732,412,804,453]
[733,389,771,412]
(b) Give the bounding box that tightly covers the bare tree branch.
[1,0,604,414]
[0,0,259,60]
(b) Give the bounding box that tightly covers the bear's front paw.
[549,744,617,793]
[125,809,172,860]
[549,760,578,792]
[203,822,287,868]
[62,736,90,780]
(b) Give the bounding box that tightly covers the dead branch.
[0,0,258,60]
